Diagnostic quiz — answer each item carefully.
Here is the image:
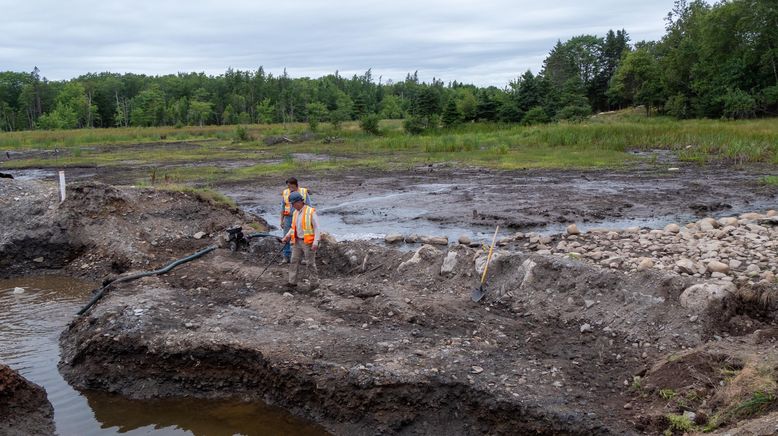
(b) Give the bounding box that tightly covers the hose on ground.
[76,245,218,316]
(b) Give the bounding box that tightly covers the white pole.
[58,171,66,202]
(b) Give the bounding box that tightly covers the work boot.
[279,257,290,265]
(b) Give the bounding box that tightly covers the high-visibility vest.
[282,187,308,216]
[290,205,316,245]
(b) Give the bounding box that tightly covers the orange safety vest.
[290,205,316,245]
[282,188,309,216]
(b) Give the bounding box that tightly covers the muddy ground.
[0,363,55,436]
[2,164,778,435]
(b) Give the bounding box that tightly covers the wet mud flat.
[227,165,778,241]
[2,174,778,434]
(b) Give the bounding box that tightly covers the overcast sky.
[1,0,677,87]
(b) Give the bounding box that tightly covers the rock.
[707,260,730,274]
[584,300,596,309]
[13,287,25,294]
[680,282,736,311]
[759,216,778,226]
[729,259,742,270]
[440,251,458,275]
[767,210,777,217]
[604,256,623,267]
[760,271,775,283]
[32,257,44,263]
[739,212,763,221]
[282,292,293,298]
[420,235,449,245]
[566,224,580,235]
[457,235,472,245]
[385,233,404,243]
[193,231,206,239]
[399,244,442,271]
[470,366,484,374]
[676,259,697,274]
[637,258,654,271]
[580,323,593,333]
[497,237,513,246]
[663,223,680,233]
[404,234,419,243]
[718,216,738,226]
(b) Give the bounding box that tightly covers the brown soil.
[0,364,55,436]
[1,169,777,435]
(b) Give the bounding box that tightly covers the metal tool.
[471,226,499,303]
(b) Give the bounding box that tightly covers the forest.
[0,0,776,133]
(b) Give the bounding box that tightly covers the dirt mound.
[0,179,265,278]
[0,363,54,436]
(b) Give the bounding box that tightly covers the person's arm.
[281,227,294,242]
[305,190,312,206]
[280,199,286,227]
[311,211,321,248]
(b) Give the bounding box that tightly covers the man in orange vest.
[280,177,311,263]
[280,191,321,290]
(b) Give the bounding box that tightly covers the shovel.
[471,225,500,303]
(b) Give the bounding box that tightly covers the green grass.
[2,116,777,184]
[761,175,778,185]
[664,413,693,435]
[732,391,775,418]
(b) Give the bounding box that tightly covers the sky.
[1,0,677,87]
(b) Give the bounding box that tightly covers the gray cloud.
[1,0,676,86]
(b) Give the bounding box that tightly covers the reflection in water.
[0,276,328,436]
[86,393,327,436]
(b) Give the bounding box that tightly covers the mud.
[0,363,55,436]
[2,167,777,434]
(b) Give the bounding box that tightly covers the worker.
[280,191,321,290]
[280,177,311,263]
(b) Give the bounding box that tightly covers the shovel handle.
[480,226,499,285]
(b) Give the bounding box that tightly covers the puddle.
[0,276,328,435]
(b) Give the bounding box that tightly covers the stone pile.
[528,210,777,287]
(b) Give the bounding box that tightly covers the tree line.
[0,0,776,133]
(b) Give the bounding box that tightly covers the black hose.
[76,245,218,316]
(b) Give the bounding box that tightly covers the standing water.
[0,276,328,435]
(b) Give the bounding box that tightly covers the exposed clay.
[0,364,55,436]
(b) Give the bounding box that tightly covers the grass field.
[2,113,777,186]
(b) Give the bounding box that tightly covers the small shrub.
[665,413,693,434]
[403,116,426,135]
[665,94,689,119]
[556,105,591,122]
[732,391,775,418]
[492,144,509,155]
[522,107,550,125]
[659,389,676,400]
[359,114,381,135]
[721,89,756,119]
[234,125,250,141]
